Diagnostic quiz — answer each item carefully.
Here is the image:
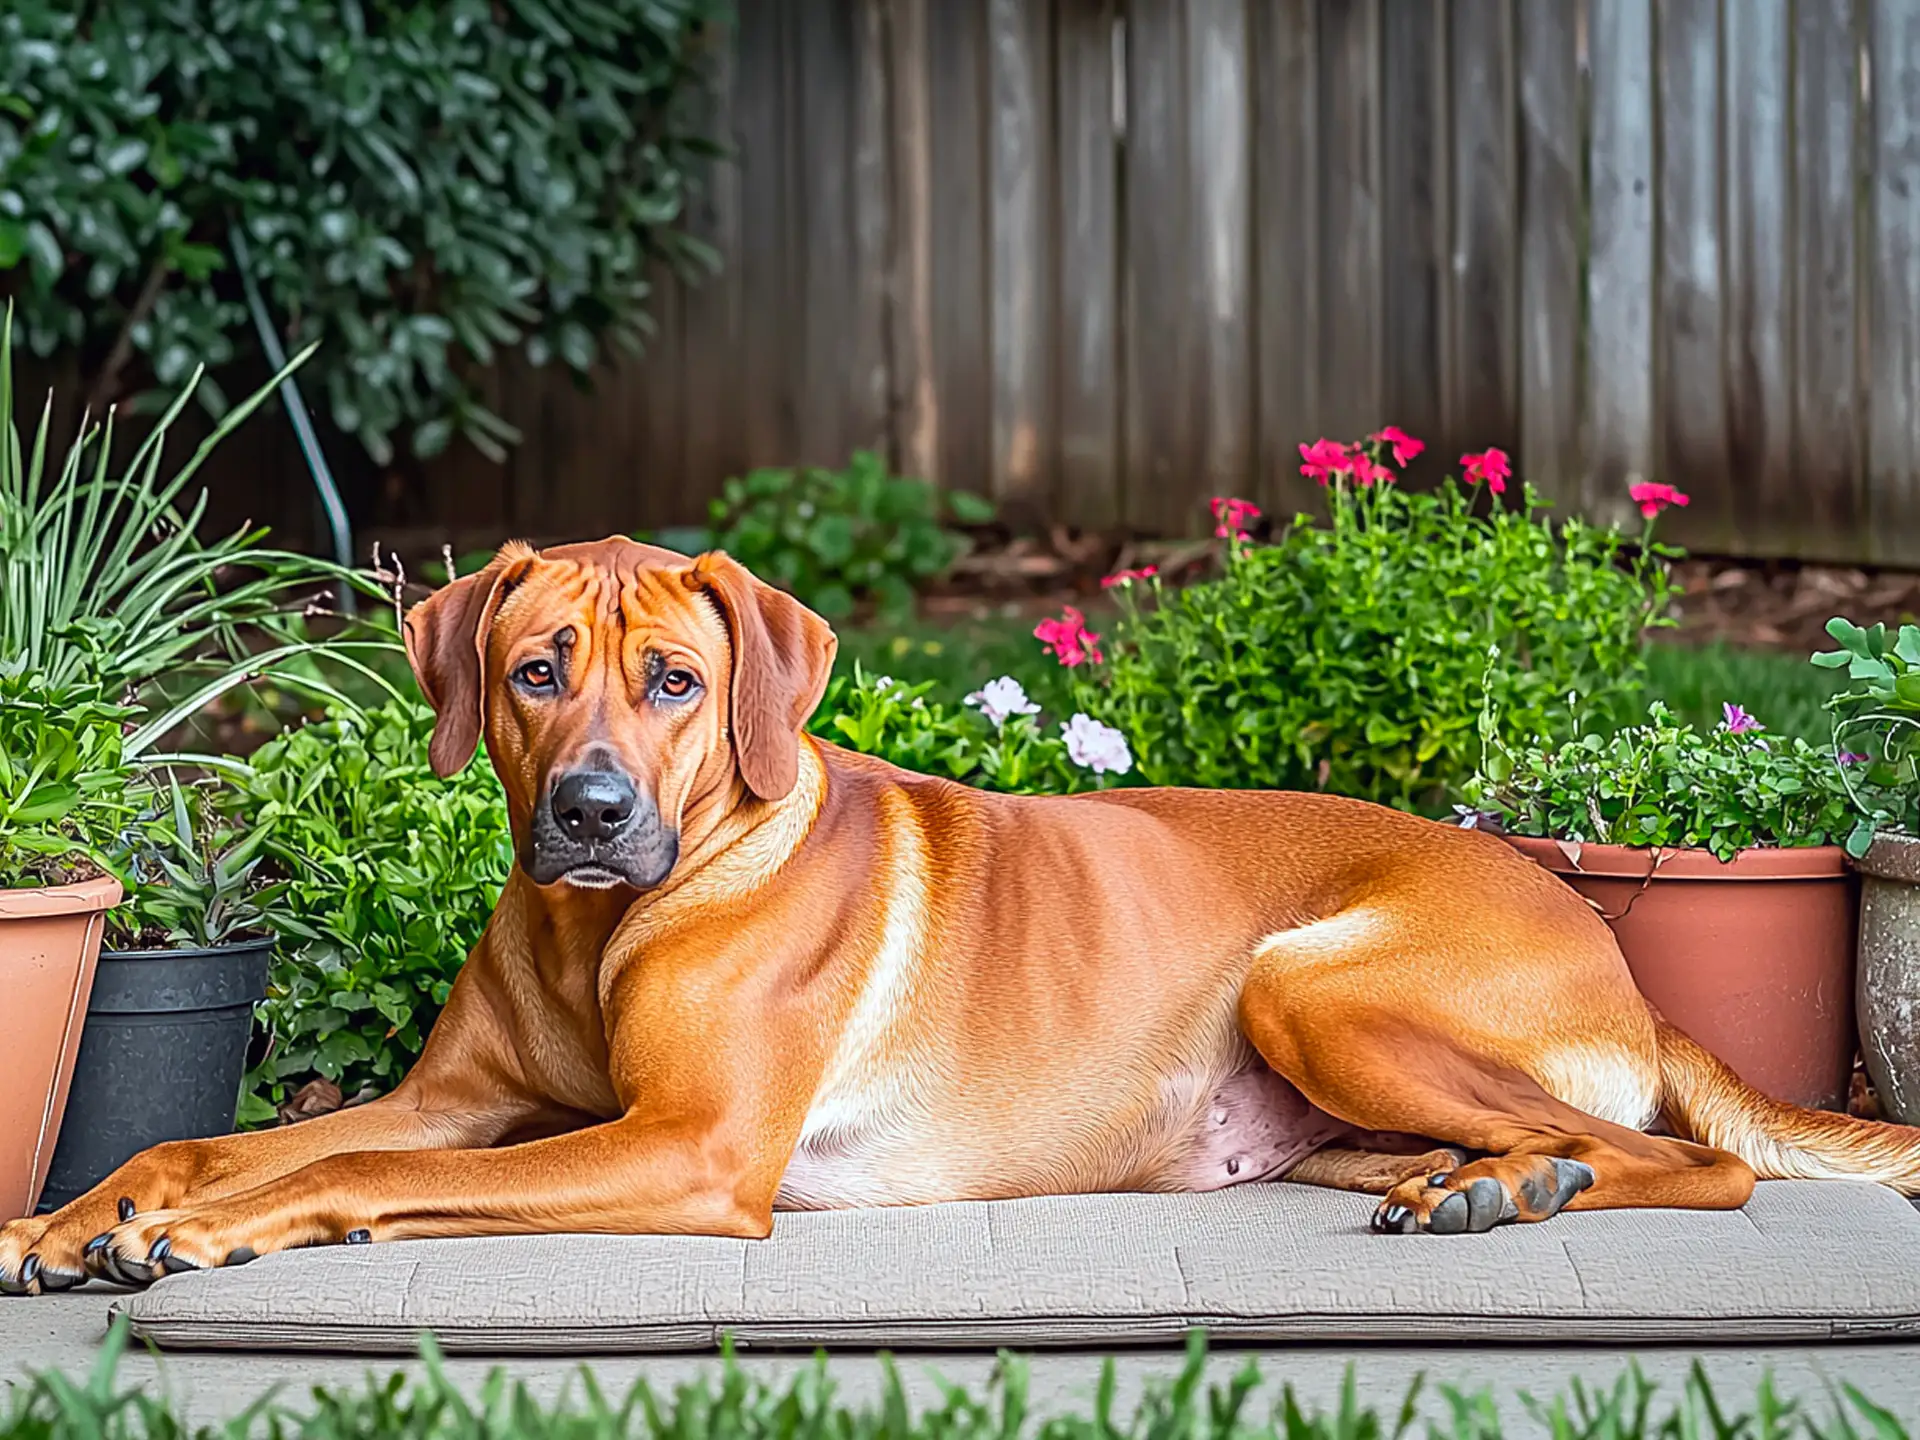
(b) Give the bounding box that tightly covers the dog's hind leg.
[1285,1144,1470,1195]
[1239,909,1756,1234]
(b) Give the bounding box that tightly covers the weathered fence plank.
[988,0,1054,513]
[1722,0,1793,554]
[1871,0,1920,554]
[734,0,798,472]
[1793,0,1865,553]
[1656,0,1728,548]
[1447,0,1517,453]
[1251,0,1320,514]
[1585,0,1657,528]
[1380,0,1445,451]
[1123,0,1195,533]
[1516,0,1582,503]
[1187,0,1253,513]
[1317,0,1384,445]
[929,0,993,502]
[1054,0,1122,528]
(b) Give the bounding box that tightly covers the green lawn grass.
[4,1322,1905,1440]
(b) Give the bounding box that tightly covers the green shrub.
[1,0,720,465]
[1470,701,1860,862]
[689,452,995,621]
[1052,438,1677,814]
[1815,617,1920,846]
[0,664,137,886]
[4,1320,1907,1440]
[809,668,1126,794]
[228,698,510,1118]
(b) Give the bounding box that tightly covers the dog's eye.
[515,660,557,692]
[659,668,698,700]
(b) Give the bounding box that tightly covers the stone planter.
[1856,831,1920,1125]
[1505,837,1859,1112]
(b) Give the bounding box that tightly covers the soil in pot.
[0,875,123,1219]
[36,935,272,1212]
[1505,837,1858,1112]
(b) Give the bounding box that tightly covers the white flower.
[870,674,895,692]
[1061,713,1132,776]
[964,675,1041,727]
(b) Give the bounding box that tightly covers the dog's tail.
[1655,1018,1920,1195]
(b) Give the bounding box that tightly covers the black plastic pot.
[36,936,271,1212]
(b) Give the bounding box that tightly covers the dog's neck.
[611,736,828,924]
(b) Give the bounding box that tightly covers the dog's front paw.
[88,1203,376,1289]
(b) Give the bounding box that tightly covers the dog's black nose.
[549,770,638,843]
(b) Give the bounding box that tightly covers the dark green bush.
[692,452,995,621]
[228,697,510,1118]
[1057,453,1676,814]
[1,0,720,464]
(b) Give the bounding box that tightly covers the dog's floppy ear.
[403,544,536,778]
[683,551,837,801]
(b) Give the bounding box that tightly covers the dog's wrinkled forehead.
[486,538,725,655]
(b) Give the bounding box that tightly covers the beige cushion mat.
[115,1181,1920,1353]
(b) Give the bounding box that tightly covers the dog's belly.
[1151,1062,1355,1191]
[773,1060,1352,1209]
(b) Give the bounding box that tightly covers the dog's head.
[403,538,837,892]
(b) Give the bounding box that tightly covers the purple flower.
[1721,702,1765,735]
[1839,751,1872,766]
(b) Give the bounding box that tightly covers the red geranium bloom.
[1460,448,1512,495]
[1034,606,1104,667]
[1629,481,1690,519]
[1297,439,1353,486]
[1209,496,1263,541]
[1369,426,1425,467]
[1099,565,1159,589]
[1352,454,1395,487]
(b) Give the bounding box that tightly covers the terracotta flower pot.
[1504,837,1858,1112]
[1855,831,1920,1125]
[0,874,122,1219]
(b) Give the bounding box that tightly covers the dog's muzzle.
[525,767,678,890]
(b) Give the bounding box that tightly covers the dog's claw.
[148,1236,171,1264]
[345,1229,371,1245]
[224,1246,256,1267]
[117,1197,135,1223]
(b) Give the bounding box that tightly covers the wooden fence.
[206,1,1920,564]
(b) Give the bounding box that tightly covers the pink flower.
[1839,751,1871,766]
[1209,496,1263,541]
[1034,606,1104,668]
[1352,454,1395,487]
[1460,448,1512,495]
[1297,439,1353,486]
[1100,565,1159,589]
[1722,702,1765,735]
[1629,481,1691,519]
[1369,426,1425,468]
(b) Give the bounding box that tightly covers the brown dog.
[4,536,1918,1294]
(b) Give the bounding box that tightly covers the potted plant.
[1470,701,1861,1111]
[34,778,283,1210]
[1814,617,1920,1124]
[0,668,135,1218]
